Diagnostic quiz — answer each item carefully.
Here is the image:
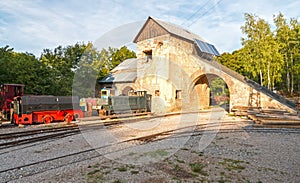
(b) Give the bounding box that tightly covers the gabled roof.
[133,16,204,43]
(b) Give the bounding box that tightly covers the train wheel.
[42,115,52,124]
[64,113,73,124]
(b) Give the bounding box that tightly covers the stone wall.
[134,32,297,113]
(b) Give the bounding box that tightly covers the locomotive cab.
[0,84,24,121]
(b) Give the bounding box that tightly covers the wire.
[181,0,211,26]
[185,0,224,27]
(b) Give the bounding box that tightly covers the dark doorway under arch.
[193,74,230,112]
[121,86,134,96]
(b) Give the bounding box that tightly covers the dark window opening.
[155,90,160,96]
[175,90,182,99]
[158,42,163,48]
[143,50,152,62]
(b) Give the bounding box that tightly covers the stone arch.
[121,86,134,96]
[190,73,231,112]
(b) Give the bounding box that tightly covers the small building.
[99,58,137,96]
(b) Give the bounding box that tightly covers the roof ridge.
[134,16,205,43]
[149,16,205,42]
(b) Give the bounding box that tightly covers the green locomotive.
[102,90,151,115]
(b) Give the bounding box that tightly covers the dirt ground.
[7,111,299,183]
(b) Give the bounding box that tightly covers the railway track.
[1,108,300,182]
[0,129,80,150]
[0,113,152,150]
[1,118,299,182]
[0,110,298,152]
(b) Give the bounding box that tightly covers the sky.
[0,0,299,57]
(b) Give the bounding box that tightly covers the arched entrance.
[121,86,134,96]
[191,74,230,112]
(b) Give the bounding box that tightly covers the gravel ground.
[1,110,299,183]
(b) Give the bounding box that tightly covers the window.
[175,90,182,99]
[157,42,163,48]
[155,90,160,96]
[143,50,152,62]
[101,90,107,97]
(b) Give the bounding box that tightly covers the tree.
[72,44,136,97]
[1,43,136,97]
[39,43,89,95]
[217,13,300,95]
[274,13,300,95]
[0,45,54,94]
[240,13,283,90]
[216,50,248,76]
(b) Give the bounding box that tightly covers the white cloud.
[0,0,298,56]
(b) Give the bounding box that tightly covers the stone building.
[99,16,297,113]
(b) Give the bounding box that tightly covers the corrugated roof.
[134,16,205,43]
[111,58,137,72]
[99,72,136,83]
[99,58,138,83]
[153,17,204,42]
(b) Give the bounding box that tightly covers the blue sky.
[0,0,299,56]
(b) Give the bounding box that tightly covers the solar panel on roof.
[194,39,220,56]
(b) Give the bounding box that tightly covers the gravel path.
[1,110,299,183]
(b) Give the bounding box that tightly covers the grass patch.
[117,166,127,172]
[87,169,100,176]
[218,178,226,183]
[174,164,181,171]
[146,149,169,158]
[93,163,100,168]
[128,152,136,156]
[218,158,246,171]
[87,169,103,183]
[189,162,208,176]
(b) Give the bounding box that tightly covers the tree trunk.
[267,63,271,90]
[260,69,263,86]
[291,54,294,95]
[286,54,290,93]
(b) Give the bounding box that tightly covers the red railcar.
[0,84,24,121]
[13,95,83,125]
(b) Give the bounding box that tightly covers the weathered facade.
[100,16,297,113]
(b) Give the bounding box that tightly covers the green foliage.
[0,43,136,97]
[72,44,136,97]
[217,51,248,76]
[217,12,300,95]
[189,162,208,176]
[210,77,229,96]
[0,46,52,94]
